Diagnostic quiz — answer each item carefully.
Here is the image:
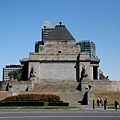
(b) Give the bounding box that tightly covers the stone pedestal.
[7,91,19,97]
[88,90,94,105]
[29,78,36,90]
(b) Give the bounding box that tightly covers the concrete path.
[80,105,120,111]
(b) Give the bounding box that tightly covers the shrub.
[48,102,69,106]
[4,94,60,102]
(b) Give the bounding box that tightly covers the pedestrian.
[114,101,119,110]
[100,98,103,106]
[97,97,100,107]
[104,98,108,110]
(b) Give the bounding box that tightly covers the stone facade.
[20,24,100,82]
[82,80,120,91]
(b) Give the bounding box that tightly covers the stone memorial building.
[20,22,100,82]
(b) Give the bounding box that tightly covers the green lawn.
[0,106,80,110]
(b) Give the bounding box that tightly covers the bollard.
[93,100,95,109]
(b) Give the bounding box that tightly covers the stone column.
[88,88,94,105]
[97,66,99,80]
[89,66,93,80]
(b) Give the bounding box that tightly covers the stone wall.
[82,80,120,91]
[0,80,120,105]
[28,61,77,82]
[28,61,94,82]
[39,62,76,82]
[29,40,80,61]
[0,79,34,92]
[1,79,120,92]
[19,91,84,106]
[0,91,7,100]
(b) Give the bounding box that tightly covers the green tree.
[8,69,21,80]
[99,69,109,80]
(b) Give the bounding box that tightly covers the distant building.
[42,21,54,41]
[35,21,54,52]
[3,65,21,81]
[79,40,96,58]
[35,41,44,52]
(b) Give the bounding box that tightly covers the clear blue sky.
[0,0,120,81]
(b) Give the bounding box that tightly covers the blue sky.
[0,0,120,81]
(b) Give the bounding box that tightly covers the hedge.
[0,101,44,106]
[48,102,69,106]
[0,93,69,106]
[0,101,69,106]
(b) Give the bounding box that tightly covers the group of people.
[96,97,120,110]
[96,97,108,108]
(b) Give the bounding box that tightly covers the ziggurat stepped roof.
[46,24,75,41]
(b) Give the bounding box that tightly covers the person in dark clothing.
[97,97,100,107]
[104,98,108,110]
[114,101,119,110]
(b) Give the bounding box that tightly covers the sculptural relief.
[29,66,36,79]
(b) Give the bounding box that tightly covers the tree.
[8,69,21,80]
[99,69,109,80]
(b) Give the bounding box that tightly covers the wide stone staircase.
[32,81,85,106]
[0,80,93,107]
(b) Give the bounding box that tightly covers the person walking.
[104,98,108,110]
[97,97,100,107]
[100,98,103,106]
[114,101,119,110]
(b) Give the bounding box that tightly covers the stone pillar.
[89,66,93,80]
[28,78,36,91]
[97,66,99,80]
[88,86,94,105]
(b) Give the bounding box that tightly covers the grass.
[108,106,120,109]
[94,91,120,105]
[0,106,80,110]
